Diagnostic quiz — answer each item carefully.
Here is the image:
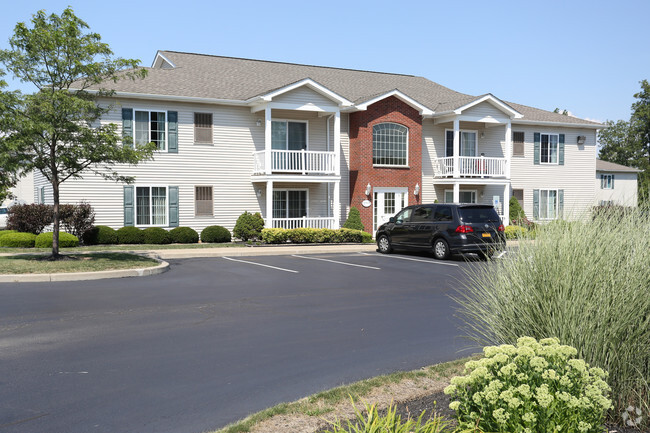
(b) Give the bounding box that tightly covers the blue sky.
[1,0,648,123]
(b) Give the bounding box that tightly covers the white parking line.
[359,252,459,267]
[291,255,381,270]
[223,257,299,273]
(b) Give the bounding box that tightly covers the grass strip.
[0,252,159,274]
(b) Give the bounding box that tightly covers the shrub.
[336,228,373,243]
[142,227,172,244]
[116,226,144,244]
[261,228,289,244]
[287,227,315,243]
[504,224,526,239]
[454,207,650,418]
[34,232,79,248]
[169,227,199,244]
[83,225,118,245]
[342,206,364,231]
[233,211,264,241]
[445,337,612,433]
[0,230,18,239]
[6,204,53,234]
[313,228,336,243]
[0,232,37,248]
[60,202,95,241]
[509,196,526,223]
[201,225,231,243]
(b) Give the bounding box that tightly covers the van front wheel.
[377,235,392,254]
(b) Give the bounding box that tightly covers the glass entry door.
[373,188,408,234]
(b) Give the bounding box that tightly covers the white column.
[265,180,273,228]
[453,182,460,203]
[264,106,272,175]
[334,111,341,176]
[505,120,512,179]
[333,180,341,229]
[503,183,510,225]
[453,118,460,178]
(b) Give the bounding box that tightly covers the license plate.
[482,233,491,238]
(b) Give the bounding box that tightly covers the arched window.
[373,123,408,166]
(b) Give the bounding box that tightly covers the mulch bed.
[316,390,647,433]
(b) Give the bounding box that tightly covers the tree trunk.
[52,180,60,259]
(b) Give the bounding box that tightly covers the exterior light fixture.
[577,135,586,145]
[414,183,420,196]
[256,119,262,127]
[365,183,371,196]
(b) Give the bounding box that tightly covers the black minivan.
[375,204,505,259]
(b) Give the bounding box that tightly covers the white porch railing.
[253,150,336,175]
[272,217,336,229]
[433,156,507,178]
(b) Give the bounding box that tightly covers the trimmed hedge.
[233,211,264,241]
[201,225,232,243]
[142,227,172,244]
[116,226,144,244]
[261,228,372,244]
[83,225,118,245]
[342,207,364,231]
[169,227,199,244]
[0,230,18,239]
[504,225,527,239]
[0,232,37,248]
[34,232,79,248]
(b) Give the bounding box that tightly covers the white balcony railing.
[253,150,336,175]
[272,217,336,229]
[433,156,507,178]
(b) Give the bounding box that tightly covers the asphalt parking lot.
[0,251,486,433]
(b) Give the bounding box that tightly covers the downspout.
[326,114,334,219]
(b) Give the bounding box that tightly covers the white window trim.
[133,109,169,152]
[194,185,214,218]
[193,112,214,145]
[444,129,479,157]
[271,119,309,150]
[540,133,559,165]
[272,188,310,218]
[134,185,169,227]
[539,189,559,220]
[601,174,614,189]
[373,122,409,167]
[444,189,478,204]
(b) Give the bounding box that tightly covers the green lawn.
[0,242,245,254]
[0,252,160,274]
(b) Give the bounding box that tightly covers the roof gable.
[355,89,434,116]
[252,78,353,107]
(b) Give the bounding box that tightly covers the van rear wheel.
[432,238,450,260]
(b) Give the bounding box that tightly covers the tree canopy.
[0,7,155,257]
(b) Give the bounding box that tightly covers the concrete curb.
[147,244,378,259]
[0,259,169,283]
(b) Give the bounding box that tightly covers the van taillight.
[498,224,505,232]
[455,225,474,233]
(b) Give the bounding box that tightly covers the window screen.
[194,113,213,144]
[195,186,213,216]
[513,131,524,156]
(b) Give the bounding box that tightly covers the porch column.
[334,110,341,176]
[333,180,341,229]
[503,184,510,225]
[265,180,273,228]
[453,118,460,178]
[264,106,272,175]
[505,120,512,179]
[453,182,460,203]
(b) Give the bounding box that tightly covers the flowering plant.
[444,337,612,433]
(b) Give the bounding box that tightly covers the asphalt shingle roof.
[596,159,642,172]
[94,51,602,126]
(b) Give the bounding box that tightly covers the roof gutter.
[72,89,250,106]
[511,119,604,129]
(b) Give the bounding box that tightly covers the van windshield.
[458,207,500,223]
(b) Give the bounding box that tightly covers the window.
[135,110,166,150]
[395,208,412,224]
[540,133,559,164]
[136,186,167,225]
[539,189,558,220]
[272,121,307,150]
[512,189,524,205]
[194,113,213,144]
[411,206,433,222]
[445,130,478,157]
[513,131,525,156]
[195,186,213,216]
[601,174,614,189]
[433,206,453,222]
[373,123,408,166]
[273,190,307,219]
[39,186,45,204]
[444,190,477,204]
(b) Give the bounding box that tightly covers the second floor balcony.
[433,156,508,178]
[253,149,337,175]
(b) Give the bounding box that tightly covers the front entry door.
[373,187,408,234]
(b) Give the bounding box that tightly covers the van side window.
[412,206,433,222]
[395,208,412,224]
[434,206,452,222]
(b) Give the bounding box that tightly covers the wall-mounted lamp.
[480,131,486,139]
[256,119,262,127]
[577,135,586,145]
[414,183,420,196]
[365,183,371,196]
[256,189,262,197]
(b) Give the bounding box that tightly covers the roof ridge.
[160,50,418,78]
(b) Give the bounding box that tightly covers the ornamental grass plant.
[454,207,650,424]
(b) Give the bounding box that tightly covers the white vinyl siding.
[272,87,338,110]
[595,171,638,207]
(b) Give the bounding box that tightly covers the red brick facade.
[349,96,423,233]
